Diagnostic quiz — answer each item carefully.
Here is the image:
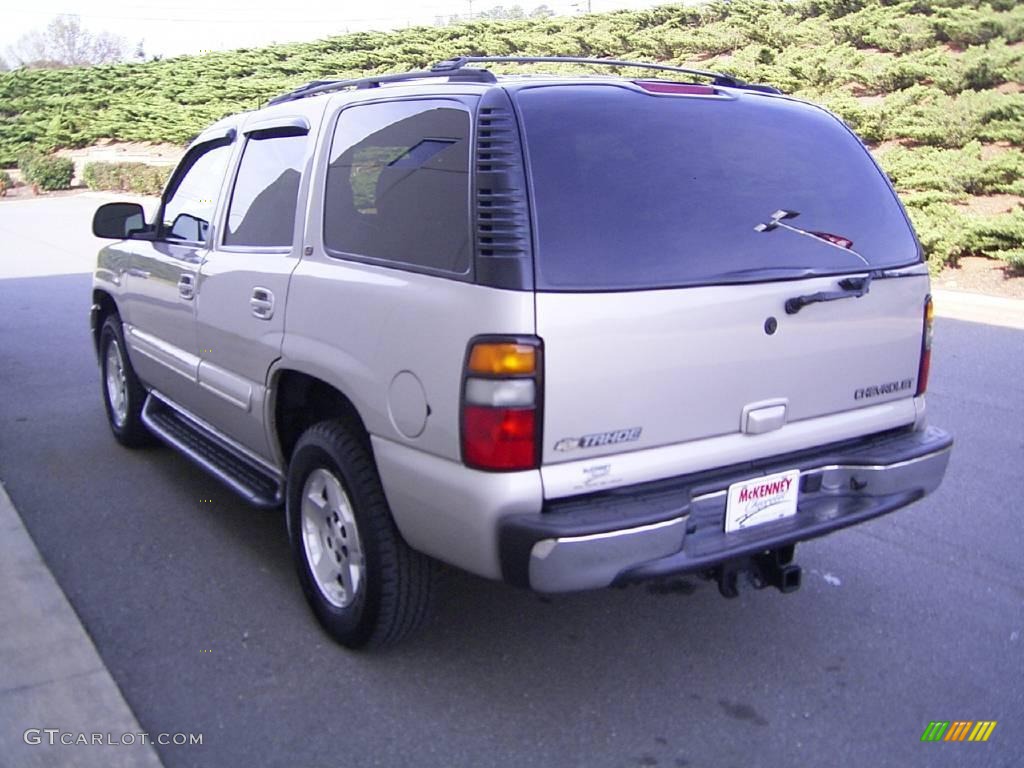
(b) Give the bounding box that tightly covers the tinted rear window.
[516,86,919,290]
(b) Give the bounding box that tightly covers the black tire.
[99,314,152,448]
[287,420,436,649]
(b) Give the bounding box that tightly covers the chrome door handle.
[250,287,274,320]
[178,273,195,300]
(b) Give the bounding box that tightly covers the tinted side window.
[324,101,471,274]
[224,132,307,248]
[161,142,231,243]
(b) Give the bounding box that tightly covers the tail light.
[461,337,542,471]
[916,295,934,396]
[636,81,716,96]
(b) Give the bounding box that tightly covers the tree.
[477,5,527,20]
[5,15,127,69]
[531,5,556,17]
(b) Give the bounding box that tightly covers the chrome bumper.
[501,426,953,593]
[530,517,688,593]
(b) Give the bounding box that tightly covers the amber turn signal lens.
[468,343,536,375]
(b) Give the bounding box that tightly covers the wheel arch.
[91,289,120,358]
[270,367,374,468]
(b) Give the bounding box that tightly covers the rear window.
[516,86,920,290]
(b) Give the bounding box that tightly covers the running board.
[142,393,283,508]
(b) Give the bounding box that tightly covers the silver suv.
[90,56,953,648]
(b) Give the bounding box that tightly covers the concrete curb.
[0,481,164,768]
[0,191,158,206]
[932,289,1024,330]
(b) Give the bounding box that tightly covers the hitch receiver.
[713,546,802,597]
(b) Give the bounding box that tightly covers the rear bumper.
[499,425,952,592]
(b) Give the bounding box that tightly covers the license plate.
[724,469,800,533]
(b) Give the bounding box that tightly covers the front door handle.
[250,287,274,320]
[178,273,195,300]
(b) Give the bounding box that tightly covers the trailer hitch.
[712,545,801,598]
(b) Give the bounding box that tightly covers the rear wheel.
[287,420,435,648]
[99,315,151,448]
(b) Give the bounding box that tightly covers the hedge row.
[82,161,171,196]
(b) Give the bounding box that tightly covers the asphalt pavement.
[1,194,1022,768]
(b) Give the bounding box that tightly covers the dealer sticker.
[724,469,801,533]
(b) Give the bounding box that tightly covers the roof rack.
[267,54,776,106]
[431,55,744,88]
[267,66,497,106]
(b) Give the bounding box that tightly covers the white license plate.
[724,469,801,533]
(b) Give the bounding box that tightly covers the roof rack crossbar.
[431,55,744,88]
[267,67,497,106]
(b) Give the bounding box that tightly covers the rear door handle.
[178,273,195,300]
[250,287,274,320]
[785,275,871,315]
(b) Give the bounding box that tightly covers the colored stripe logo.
[921,721,997,742]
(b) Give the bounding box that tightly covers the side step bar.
[142,393,284,508]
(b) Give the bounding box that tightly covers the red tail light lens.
[463,407,536,470]
[461,337,541,472]
[916,295,934,396]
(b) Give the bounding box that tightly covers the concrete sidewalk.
[0,481,163,768]
[932,288,1024,330]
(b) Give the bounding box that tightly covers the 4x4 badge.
[554,427,642,452]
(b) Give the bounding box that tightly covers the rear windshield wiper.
[785,274,872,315]
[755,209,869,267]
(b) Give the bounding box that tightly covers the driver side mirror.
[92,202,148,239]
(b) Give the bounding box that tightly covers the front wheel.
[99,314,151,448]
[287,420,436,648]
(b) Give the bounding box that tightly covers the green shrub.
[821,92,887,143]
[881,86,1024,147]
[0,0,1021,271]
[1004,250,1024,271]
[932,5,1007,47]
[82,161,171,196]
[862,48,952,93]
[855,41,1024,94]
[879,142,1024,195]
[18,152,74,190]
[965,206,1024,256]
[16,149,41,179]
[0,0,1021,157]
[833,4,937,53]
[906,202,1024,270]
[898,189,963,208]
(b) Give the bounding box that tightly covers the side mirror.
[93,202,147,239]
[169,213,209,243]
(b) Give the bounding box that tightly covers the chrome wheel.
[104,339,128,428]
[300,468,365,608]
